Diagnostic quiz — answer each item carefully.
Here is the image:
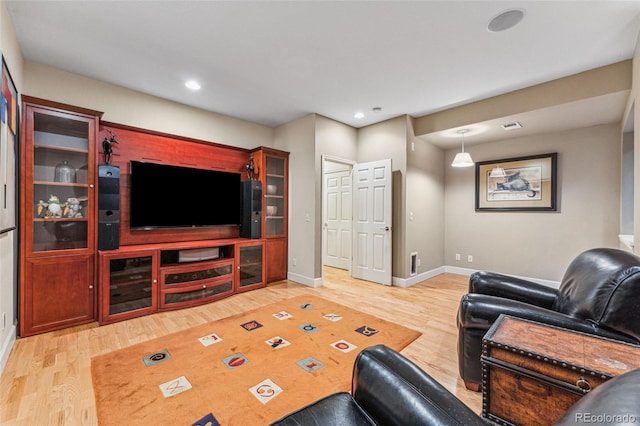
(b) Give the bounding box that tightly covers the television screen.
[129,160,242,229]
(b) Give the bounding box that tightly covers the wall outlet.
[2,312,5,331]
[455,253,461,261]
[467,255,473,263]
[292,258,297,267]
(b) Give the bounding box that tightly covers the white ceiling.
[6,1,640,149]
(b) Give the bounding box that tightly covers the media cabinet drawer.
[160,259,234,287]
[160,277,234,309]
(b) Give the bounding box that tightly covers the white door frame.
[321,156,356,278]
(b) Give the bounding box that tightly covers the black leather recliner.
[270,344,488,426]
[270,344,640,426]
[457,247,640,391]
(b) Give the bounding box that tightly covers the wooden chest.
[481,315,640,426]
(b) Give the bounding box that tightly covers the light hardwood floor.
[0,269,481,425]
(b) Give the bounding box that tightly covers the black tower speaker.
[98,165,120,250]
[241,180,261,239]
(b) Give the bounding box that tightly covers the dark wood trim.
[101,120,249,153]
[21,95,104,118]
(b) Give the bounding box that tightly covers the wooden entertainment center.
[19,96,289,336]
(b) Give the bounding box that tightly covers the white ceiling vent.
[501,121,523,130]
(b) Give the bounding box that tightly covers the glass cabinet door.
[265,155,285,237]
[108,256,155,315]
[237,243,264,291]
[99,250,159,324]
[29,109,94,253]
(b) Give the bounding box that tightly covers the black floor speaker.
[98,165,120,250]
[241,180,261,239]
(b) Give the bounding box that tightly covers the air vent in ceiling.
[501,121,523,130]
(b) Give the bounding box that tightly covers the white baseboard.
[287,272,323,288]
[443,265,560,289]
[0,323,16,376]
[291,266,560,289]
[392,266,446,288]
[444,265,477,277]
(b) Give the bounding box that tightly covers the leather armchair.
[457,248,640,391]
[270,344,640,426]
[270,344,486,426]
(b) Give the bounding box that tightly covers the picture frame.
[475,152,557,211]
[1,54,19,234]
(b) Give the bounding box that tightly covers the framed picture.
[475,152,557,211]
[1,54,18,234]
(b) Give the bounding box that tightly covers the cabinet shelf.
[34,181,89,188]
[33,241,88,251]
[34,218,88,223]
[34,144,89,154]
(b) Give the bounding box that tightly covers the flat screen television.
[129,160,242,229]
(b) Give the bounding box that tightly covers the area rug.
[91,295,421,426]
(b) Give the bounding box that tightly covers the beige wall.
[406,117,445,276]
[357,116,408,277]
[0,0,23,373]
[316,116,358,161]
[315,115,358,280]
[24,62,274,150]
[445,124,621,281]
[273,114,318,285]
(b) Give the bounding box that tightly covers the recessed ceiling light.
[185,80,201,90]
[488,9,525,32]
[354,112,365,119]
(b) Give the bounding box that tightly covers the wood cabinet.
[19,97,102,336]
[235,240,265,292]
[98,249,158,324]
[98,240,263,322]
[18,101,289,334]
[251,147,289,282]
[22,255,95,335]
[482,315,640,426]
[159,246,235,310]
[265,238,287,283]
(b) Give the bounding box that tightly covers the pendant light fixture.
[489,165,506,178]
[451,129,474,167]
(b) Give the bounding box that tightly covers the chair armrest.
[469,271,558,309]
[458,294,639,344]
[269,392,375,426]
[352,345,486,426]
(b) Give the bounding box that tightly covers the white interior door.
[323,168,352,270]
[352,159,392,285]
